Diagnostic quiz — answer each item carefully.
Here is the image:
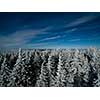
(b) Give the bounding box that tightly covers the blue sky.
[0,12,100,49]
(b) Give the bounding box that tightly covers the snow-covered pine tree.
[36,50,50,87]
[31,51,43,86]
[94,67,100,87]
[8,48,37,86]
[35,61,50,87]
[9,53,18,70]
[79,50,97,87]
[8,57,25,86]
[8,48,27,86]
[72,61,84,87]
[0,54,4,70]
[47,52,59,87]
[94,52,100,86]
[0,57,12,86]
[88,61,98,87]
[67,61,77,87]
[74,49,79,60]
[81,56,90,86]
[18,48,22,59]
[86,48,97,86]
[56,53,68,87]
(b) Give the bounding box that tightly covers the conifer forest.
[0,48,100,87]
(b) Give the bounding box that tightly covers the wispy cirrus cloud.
[68,39,81,42]
[0,26,51,48]
[64,28,77,34]
[0,30,36,47]
[68,36,100,42]
[39,35,61,42]
[65,15,99,28]
[39,28,78,42]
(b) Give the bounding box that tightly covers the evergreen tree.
[56,53,68,87]
[0,55,4,70]
[47,53,59,87]
[0,57,12,86]
[36,61,50,87]
[0,48,100,87]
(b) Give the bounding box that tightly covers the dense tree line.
[0,48,100,87]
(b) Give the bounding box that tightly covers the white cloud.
[0,30,37,47]
[39,35,61,41]
[64,28,77,34]
[36,28,78,42]
[68,39,81,42]
[65,15,99,28]
[0,26,51,48]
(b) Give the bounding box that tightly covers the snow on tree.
[80,57,90,85]
[8,57,26,86]
[8,48,31,86]
[8,49,39,86]
[36,50,50,87]
[67,61,78,86]
[74,49,79,59]
[56,53,68,87]
[18,48,22,59]
[0,48,100,87]
[32,51,43,85]
[93,55,100,87]
[36,61,50,87]
[0,54,4,70]
[47,52,59,87]
[0,57,12,86]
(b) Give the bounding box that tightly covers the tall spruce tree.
[47,53,59,87]
[0,57,12,86]
[56,53,68,87]
[36,61,50,87]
